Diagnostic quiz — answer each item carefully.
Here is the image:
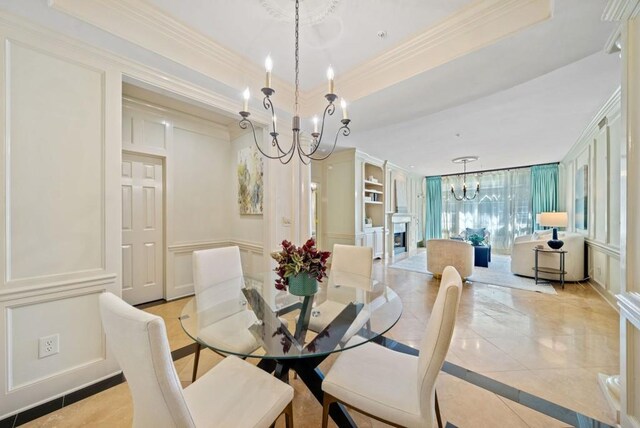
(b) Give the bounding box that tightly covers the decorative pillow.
[465,228,486,238]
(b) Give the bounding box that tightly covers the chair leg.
[322,393,336,428]
[191,343,201,383]
[284,401,294,428]
[435,390,443,428]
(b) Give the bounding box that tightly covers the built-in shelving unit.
[363,163,385,227]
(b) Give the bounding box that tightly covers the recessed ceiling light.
[410,165,415,168]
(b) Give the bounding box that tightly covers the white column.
[602,2,640,426]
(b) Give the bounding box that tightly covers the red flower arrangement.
[270,238,331,290]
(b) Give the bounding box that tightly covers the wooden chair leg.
[435,390,443,428]
[191,343,201,383]
[284,401,294,428]
[322,393,336,428]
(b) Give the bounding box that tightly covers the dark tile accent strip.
[379,336,614,428]
[64,373,125,406]
[134,299,167,309]
[0,415,16,428]
[135,295,192,310]
[5,373,124,427]
[14,397,63,426]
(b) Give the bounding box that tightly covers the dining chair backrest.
[417,265,462,423]
[192,246,243,311]
[330,244,373,289]
[99,292,195,428]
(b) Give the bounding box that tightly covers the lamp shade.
[539,212,568,227]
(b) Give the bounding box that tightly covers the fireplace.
[393,222,407,254]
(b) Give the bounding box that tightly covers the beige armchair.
[426,239,473,279]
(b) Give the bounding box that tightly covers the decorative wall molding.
[302,0,552,113]
[48,0,296,108]
[602,0,640,21]
[586,239,621,258]
[618,292,640,329]
[167,240,264,255]
[0,274,117,303]
[0,11,272,127]
[49,0,551,117]
[564,88,622,162]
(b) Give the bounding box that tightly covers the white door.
[122,153,164,305]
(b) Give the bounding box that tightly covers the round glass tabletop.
[179,272,402,360]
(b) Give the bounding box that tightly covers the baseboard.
[588,280,619,312]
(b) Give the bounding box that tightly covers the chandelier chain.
[238,0,350,164]
[294,0,300,115]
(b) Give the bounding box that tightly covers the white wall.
[123,99,236,300]
[561,89,621,302]
[0,20,121,418]
[0,8,306,420]
[229,130,267,274]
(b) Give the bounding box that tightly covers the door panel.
[122,153,164,304]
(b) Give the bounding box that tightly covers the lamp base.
[547,239,564,250]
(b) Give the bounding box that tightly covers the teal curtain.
[426,176,442,240]
[530,164,559,231]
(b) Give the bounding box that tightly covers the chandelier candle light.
[239,0,351,164]
[451,156,480,201]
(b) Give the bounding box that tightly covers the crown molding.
[49,0,551,118]
[602,0,640,21]
[301,0,552,115]
[48,0,296,107]
[562,87,621,162]
[0,10,272,128]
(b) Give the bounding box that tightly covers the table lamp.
[539,212,568,249]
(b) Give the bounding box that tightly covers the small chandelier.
[238,0,351,165]
[450,156,480,201]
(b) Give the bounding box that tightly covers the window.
[442,168,532,253]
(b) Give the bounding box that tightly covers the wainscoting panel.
[167,241,264,300]
[5,41,104,283]
[7,292,105,390]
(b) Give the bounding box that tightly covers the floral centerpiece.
[270,238,331,296]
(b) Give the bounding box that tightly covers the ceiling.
[148,0,474,90]
[28,0,621,176]
[143,0,621,175]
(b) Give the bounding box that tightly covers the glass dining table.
[179,271,403,427]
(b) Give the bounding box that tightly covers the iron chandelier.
[238,0,351,164]
[450,156,480,201]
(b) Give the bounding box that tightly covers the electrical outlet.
[38,334,59,359]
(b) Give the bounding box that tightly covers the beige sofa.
[426,239,474,279]
[510,231,586,281]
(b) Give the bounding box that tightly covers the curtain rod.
[426,162,559,179]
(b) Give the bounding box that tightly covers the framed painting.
[574,164,588,230]
[237,146,264,215]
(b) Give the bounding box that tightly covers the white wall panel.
[142,118,166,149]
[7,42,104,281]
[561,90,621,302]
[8,292,104,389]
[595,128,608,242]
[172,126,230,243]
[609,113,622,247]
[229,131,264,247]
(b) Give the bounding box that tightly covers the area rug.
[389,252,557,295]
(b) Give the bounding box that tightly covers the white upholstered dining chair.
[191,246,260,381]
[321,265,463,428]
[308,244,373,332]
[99,292,294,428]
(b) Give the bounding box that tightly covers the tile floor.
[24,253,619,427]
